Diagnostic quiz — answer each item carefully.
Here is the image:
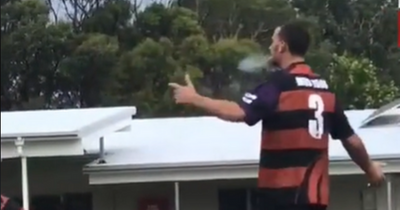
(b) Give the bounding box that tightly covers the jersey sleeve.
[238,82,280,126]
[330,99,355,140]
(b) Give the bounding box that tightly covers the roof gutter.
[83,156,400,173]
[85,158,400,184]
[1,135,79,142]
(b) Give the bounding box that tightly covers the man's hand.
[366,161,385,187]
[169,74,246,121]
[340,135,385,187]
[169,74,199,104]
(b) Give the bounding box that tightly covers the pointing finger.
[185,74,194,87]
[168,83,182,89]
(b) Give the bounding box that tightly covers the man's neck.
[279,56,305,69]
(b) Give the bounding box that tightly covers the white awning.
[1,107,136,158]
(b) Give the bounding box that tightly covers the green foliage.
[1,0,399,114]
[327,54,399,109]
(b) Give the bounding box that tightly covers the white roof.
[85,109,400,168]
[1,107,136,139]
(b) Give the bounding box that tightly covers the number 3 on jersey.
[308,94,324,139]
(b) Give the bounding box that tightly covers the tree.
[293,0,400,86]
[327,54,399,109]
[1,0,73,110]
[115,3,263,116]
[58,33,120,107]
[1,0,398,115]
[181,0,296,44]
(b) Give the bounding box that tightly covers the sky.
[47,0,170,21]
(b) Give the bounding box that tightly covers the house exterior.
[1,100,399,210]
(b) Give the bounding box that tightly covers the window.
[29,193,92,210]
[64,193,92,210]
[361,115,400,128]
[218,189,247,210]
[218,189,258,210]
[361,99,400,128]
[11,197,22,206]
[365,99,400,121]
[249,189,259,210]
[31,195,61,210]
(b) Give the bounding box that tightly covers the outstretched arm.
[191,96,245,122]
[169,74,280,125]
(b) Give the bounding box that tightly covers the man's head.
[269,22,310,67]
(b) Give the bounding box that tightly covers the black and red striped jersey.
[239,62,355,206]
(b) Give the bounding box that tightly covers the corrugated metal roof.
[85,109,400,168]
[1,107,136,139]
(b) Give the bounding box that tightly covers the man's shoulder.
[263,70,302,91]
[251,79,279,94]
[268,69,290,79]
[257,70,289,87]
[246,71,291,97]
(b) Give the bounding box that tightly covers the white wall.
[1,158,398,210]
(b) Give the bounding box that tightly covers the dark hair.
[278,22,310,56]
